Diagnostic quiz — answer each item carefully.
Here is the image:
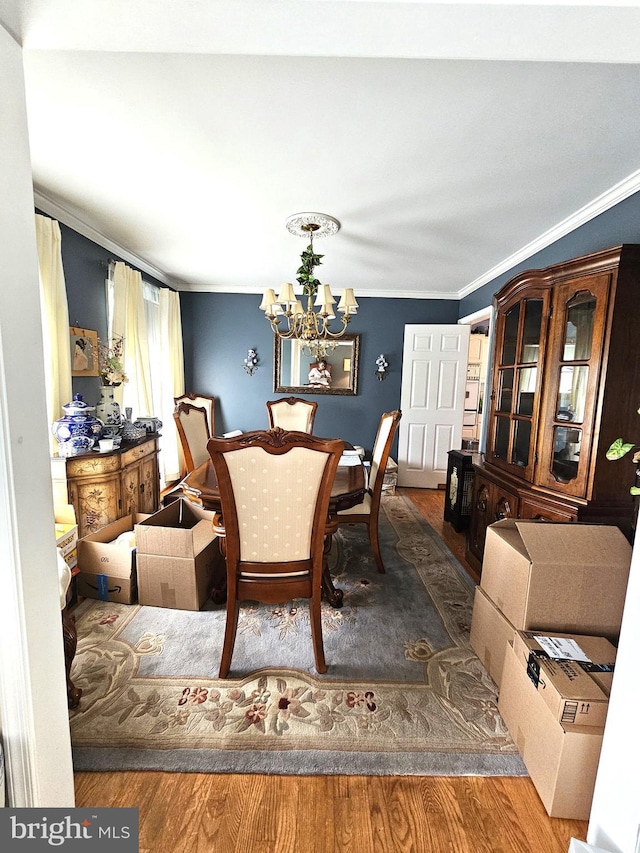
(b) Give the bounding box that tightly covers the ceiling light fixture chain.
[259,212,358,361]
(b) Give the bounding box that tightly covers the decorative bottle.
[96,385,122,430]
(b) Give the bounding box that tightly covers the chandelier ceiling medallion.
[259,212,358,360]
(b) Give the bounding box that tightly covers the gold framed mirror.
[273,334,360,396]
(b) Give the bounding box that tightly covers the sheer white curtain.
[111,261,153,418]
[109,261,184,486]
[35,215,72,455]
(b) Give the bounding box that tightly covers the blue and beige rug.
[69,493,526,776]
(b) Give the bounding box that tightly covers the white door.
[398,324,470,488]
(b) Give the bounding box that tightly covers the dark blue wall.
[48,217,167,407]
[180,293,458,454]
[458,189,640,318]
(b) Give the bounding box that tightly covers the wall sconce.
[375,353,389,381]
[243,348,259,376]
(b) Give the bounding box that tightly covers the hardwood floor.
[73,487,588,852]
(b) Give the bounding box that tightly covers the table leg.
[322,518,344,608]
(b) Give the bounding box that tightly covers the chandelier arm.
[319,317,351,339]
[269,316,299,339]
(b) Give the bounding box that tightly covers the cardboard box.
[137,538,224,611]
[76,514,150,604]
[382,458,398,495]
[499,643,606,820]
[512,631,616,729]
[469,585,516,688]
[135,499,216,558]
[480,519,631,641]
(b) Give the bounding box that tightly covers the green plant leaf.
[605,439,636,461]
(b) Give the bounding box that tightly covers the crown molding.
[33,189,189,290]
[185,282,459,300]
[458,169,640,299]
[458,306,492,326]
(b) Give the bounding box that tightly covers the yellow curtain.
[35,214,72,455]
[159,288,184,484]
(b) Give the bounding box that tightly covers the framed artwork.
[70,327,99,377]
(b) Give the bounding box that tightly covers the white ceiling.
[3,1,640,299]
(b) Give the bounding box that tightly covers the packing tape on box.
[85,575,123,601]
[97,574,109,600]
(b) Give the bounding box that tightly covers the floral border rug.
[70,494,526,776]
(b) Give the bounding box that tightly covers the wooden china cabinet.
[467,244,640,573]
[53,436,161,538]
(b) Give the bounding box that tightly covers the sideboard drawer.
[121,439,157,467]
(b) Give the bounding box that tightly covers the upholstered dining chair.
[207,428,344,677]
[174,392,215,438]
[336,410,402,573]
[174,402,211,473]
[266,396,318,434]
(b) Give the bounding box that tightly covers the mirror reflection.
[552,425,582,483]
[556,365,589,423]
[563,292,596,361]
[274,334,360,395]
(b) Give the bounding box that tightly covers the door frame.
[458,306,494,453]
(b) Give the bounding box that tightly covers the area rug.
[69,493,526,776]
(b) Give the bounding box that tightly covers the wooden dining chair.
[266,396,318,434]
[336,410,402,573]
[174,392,215,438]
[207,428,344,677]
[174,402,211,473]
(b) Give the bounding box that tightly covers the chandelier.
[259,212,358,360]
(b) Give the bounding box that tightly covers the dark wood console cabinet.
[466,245,640,573]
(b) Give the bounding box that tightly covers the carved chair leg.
[369,515,385,573]
[62,609,82,709]
[310,588,327,673]
[219,597,240,679]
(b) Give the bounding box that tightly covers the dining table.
[179,444,367,608]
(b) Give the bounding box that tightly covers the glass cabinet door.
[487,292,548,481]
[537,278,609,497]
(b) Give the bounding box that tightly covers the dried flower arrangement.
[98,335,128,386]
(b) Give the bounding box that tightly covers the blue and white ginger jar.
[52,394,104,451]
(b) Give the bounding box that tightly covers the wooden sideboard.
[52,436,160,538]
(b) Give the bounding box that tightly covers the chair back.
[209,429,342,567]
[266,396,318,433]
[368,410,402,505]
[174,402,211,473]
[174,393,215,438]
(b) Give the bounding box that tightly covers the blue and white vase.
[52,394,103,453]
[95,385,122,430]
